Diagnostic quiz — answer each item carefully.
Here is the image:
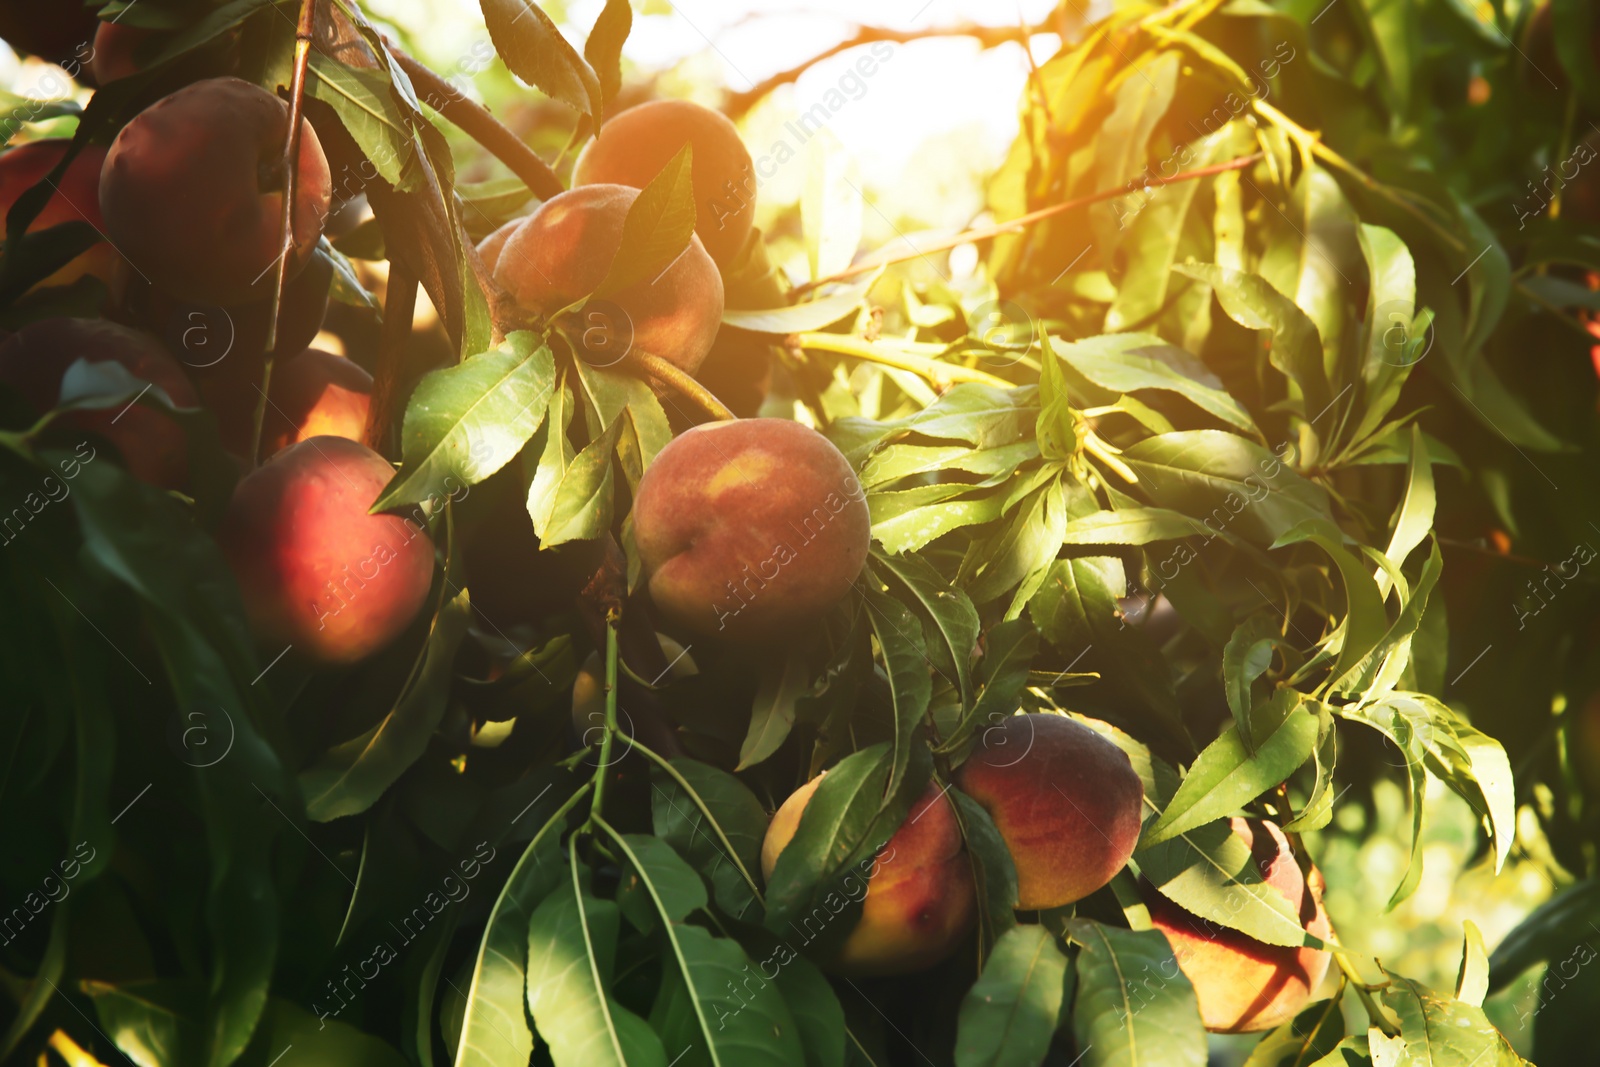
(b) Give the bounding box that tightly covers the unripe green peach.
[573,99,756,265]
[493,184,723,374]
[100,77,332,306]
[1144,818,1333,1033]
[218,436,434,664]
[631,418,870,642]
[762,776,976,977]
[0,317,195,488]
[955,713,1143,910]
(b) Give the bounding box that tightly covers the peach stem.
[588,610,622,821]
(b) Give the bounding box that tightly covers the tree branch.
[389,46,565,203]
[629,348,737,422]
[723,17,1062,119]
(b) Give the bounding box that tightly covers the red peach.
[955,713,1144,910]
[100,77,332,306]
[0,317,195,488]
[0,140,117,289]
[1145,818,1333,1033]
[493,184,723,374]
[218,436,434,664]
[761,776,976,976]
[573,99,756,265]
[631,418,870,642]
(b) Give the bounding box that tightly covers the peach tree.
[0,1,1596,1066]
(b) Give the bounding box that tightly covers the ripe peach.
[761,776,976,976]
[87,21,152,85]
[0,317,195,488]
[259,349,371,455]
[218,436,434,664]
[631,418,870,642]
[493,184,723,374]
[0,5,99,66]
[475,218,521,275]
[574,100,756,265]
[0,140,116,289]
[100,77,332,306]
[1144,818,1333,1033]
[955,713,1143,910]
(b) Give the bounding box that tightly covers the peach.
[1144,818,1333,1033]
[631,418,870,642]
[0,140,117,289]
[0,317,195,488]
[218,436,434,664]
[87,21,153,85]
[761,776,975,976]
[493,184,722,374]
[955,713,1143,910]
[475,218,521,275]
[574,99,756,265]
[0,5,99,66]
[259,349,371,455]
[100,77,332,306]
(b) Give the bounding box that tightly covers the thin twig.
[254,0,319,467]
[794,153,1263,295]
[389,46,565,203]
[724,18,1060,119]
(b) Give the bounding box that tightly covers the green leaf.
[1120,431,1331,546]
[651,758,768,922]
[453,784,581,1067]
[1065,918,1206,1067]
[1037,337,1077,462]
[86,980,204,1067]
[873,549,979,706]
[525,857,668,1067]
[308,55,418,190]
[236,999,411,1066]
[740,646,813,771]
[803,131,864,282]
[1350,224,1419,446]
[1379,425,1435,591]
[1058,507,1215,546]
[376,334,556,511]
[1487,878,1600,991]
[952,789,1019,953]
[861,573,934,795]
[1331,698,1430,908]
[871,489,1007,555]
[861,441,1038,490]
[595,143,697,299]
[1283,702,1338,834]
[607,830,807,1067]
[1271,521,1390,692]
[1242,998,1346,1067]
[583,0,633,104]
[1222,615,1286,750]
[1456,920,1489,1008]
[543,415,625,546]
[721,277,874,334]
[1173,265,1331,429]
[770,955,846,1067]
[527,373,576,536]
[481,0,603,118]
[1381,974,1526,1067]
[301,567,472,821]
[1140,690,1317,848]
[940,618,1037,757]
[953,926,1071,1067]
[763,743,932,948]
[1351,0,1417,113]
[1137,818,1330,949]
[1052,334,1258,435]
[833,383,1035,463]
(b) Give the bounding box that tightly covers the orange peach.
[100,77,332,306]
[631,418,870,642]
[1144,818,1333,1033]
[955,713,1143,910]
[0,317,195,488]
[493,184,723,374]
[762,776,975,976]
[218,436,434,664]
[574,99,756,265]
[0,140,117,289]
[260,349,372,456]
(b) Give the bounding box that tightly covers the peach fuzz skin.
[955,713,1144,910]
[492,184,723,375]
[762,776,976,977]
[573,99,756,265]
[1145,818,1333,1033]
[100,77,332,307]
[219,436,434,665]
[0,317,196,489]
[630,418,870,642]
[0,141,117,289]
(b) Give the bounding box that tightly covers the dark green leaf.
[953,925,1071,1067]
